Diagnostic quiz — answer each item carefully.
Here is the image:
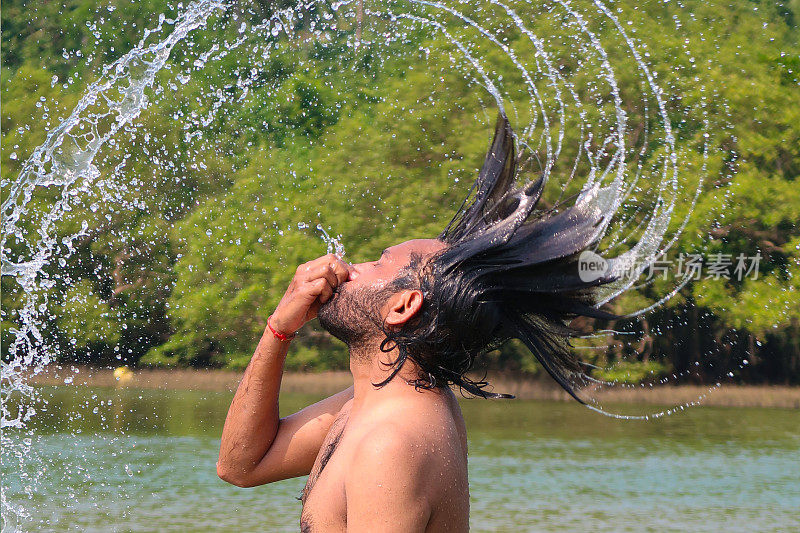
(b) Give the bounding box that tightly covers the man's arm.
[217,253,351,488]
[345,426,434,532]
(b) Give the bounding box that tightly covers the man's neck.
[348,341,421,411]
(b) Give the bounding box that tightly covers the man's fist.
[270,254,352,334]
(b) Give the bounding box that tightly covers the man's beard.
[317,283,389,350]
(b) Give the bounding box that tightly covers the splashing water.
[297,222,346,257]
[1,0,736,527]
[316,225,347,258]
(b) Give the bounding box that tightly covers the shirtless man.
[217,114,617,531]
[218,239,469,532]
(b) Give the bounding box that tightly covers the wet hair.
[374,113,618,401]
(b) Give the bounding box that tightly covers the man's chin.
[317,296,344,334]
[318,288,371,345]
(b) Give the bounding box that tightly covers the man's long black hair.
[375,112,618,402]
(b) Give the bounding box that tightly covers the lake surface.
[3,386,800,532]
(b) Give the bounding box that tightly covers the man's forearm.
[217,326,290,481]
[217,253,351,486]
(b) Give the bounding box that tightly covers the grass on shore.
[26,365,800,409]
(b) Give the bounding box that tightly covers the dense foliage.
[2,0,799,384]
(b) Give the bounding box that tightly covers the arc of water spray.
[1,0,228,278]
[0,3,230,526]
[0,3,719,518]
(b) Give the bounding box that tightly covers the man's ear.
[383,289,424,327]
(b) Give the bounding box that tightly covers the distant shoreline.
[25,365,800,409]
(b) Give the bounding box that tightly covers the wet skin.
[218,239,470,532]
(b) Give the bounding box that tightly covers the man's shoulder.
[343,404,456,528]
[349,391,463,470]
[345,419,438,501]
[352,415,426,458]
[342,390,468,523]
[367,389,458,433]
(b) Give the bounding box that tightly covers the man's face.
[317,238,445,347]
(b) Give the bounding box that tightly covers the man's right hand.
[270,254,352,335]
[218,253,353,488]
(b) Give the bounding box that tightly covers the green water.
[3,386,799,532]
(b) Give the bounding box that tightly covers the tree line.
[2,0,798,385]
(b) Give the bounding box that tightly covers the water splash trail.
[1,0,701,418]
[2,0,720,527]
[2,1,227,275]
[1,0,704,440]
[296,221,346,257]
[1,2,227,527]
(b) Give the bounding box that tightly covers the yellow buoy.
[113,366,134,385]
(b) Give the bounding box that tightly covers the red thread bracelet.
[267,315,296,341]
